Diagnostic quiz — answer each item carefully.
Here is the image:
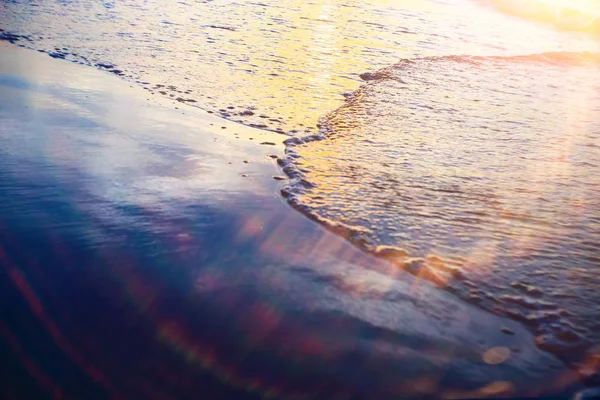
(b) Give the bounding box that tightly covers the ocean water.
[2,0,600,377]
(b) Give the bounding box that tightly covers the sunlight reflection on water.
[1,0,598,132]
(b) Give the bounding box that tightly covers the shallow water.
[282,52,600,362]
[2,0,600,376]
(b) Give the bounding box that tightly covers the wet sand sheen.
[0,43,584,398]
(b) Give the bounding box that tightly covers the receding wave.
[475,0,600,34]
[281,51,600,369]
[2,0,599,137]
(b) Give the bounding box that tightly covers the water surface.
[282,52,600,363]
[1,0,598,132]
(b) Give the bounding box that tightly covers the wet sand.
[0,42,584,399]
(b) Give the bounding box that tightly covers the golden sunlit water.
[1,0,598,132]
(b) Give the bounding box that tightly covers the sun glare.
[486,0,600,32]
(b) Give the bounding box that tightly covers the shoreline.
[0,42,585,398]
[279,50,600,376]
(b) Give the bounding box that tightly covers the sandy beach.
[0,41,588,398]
